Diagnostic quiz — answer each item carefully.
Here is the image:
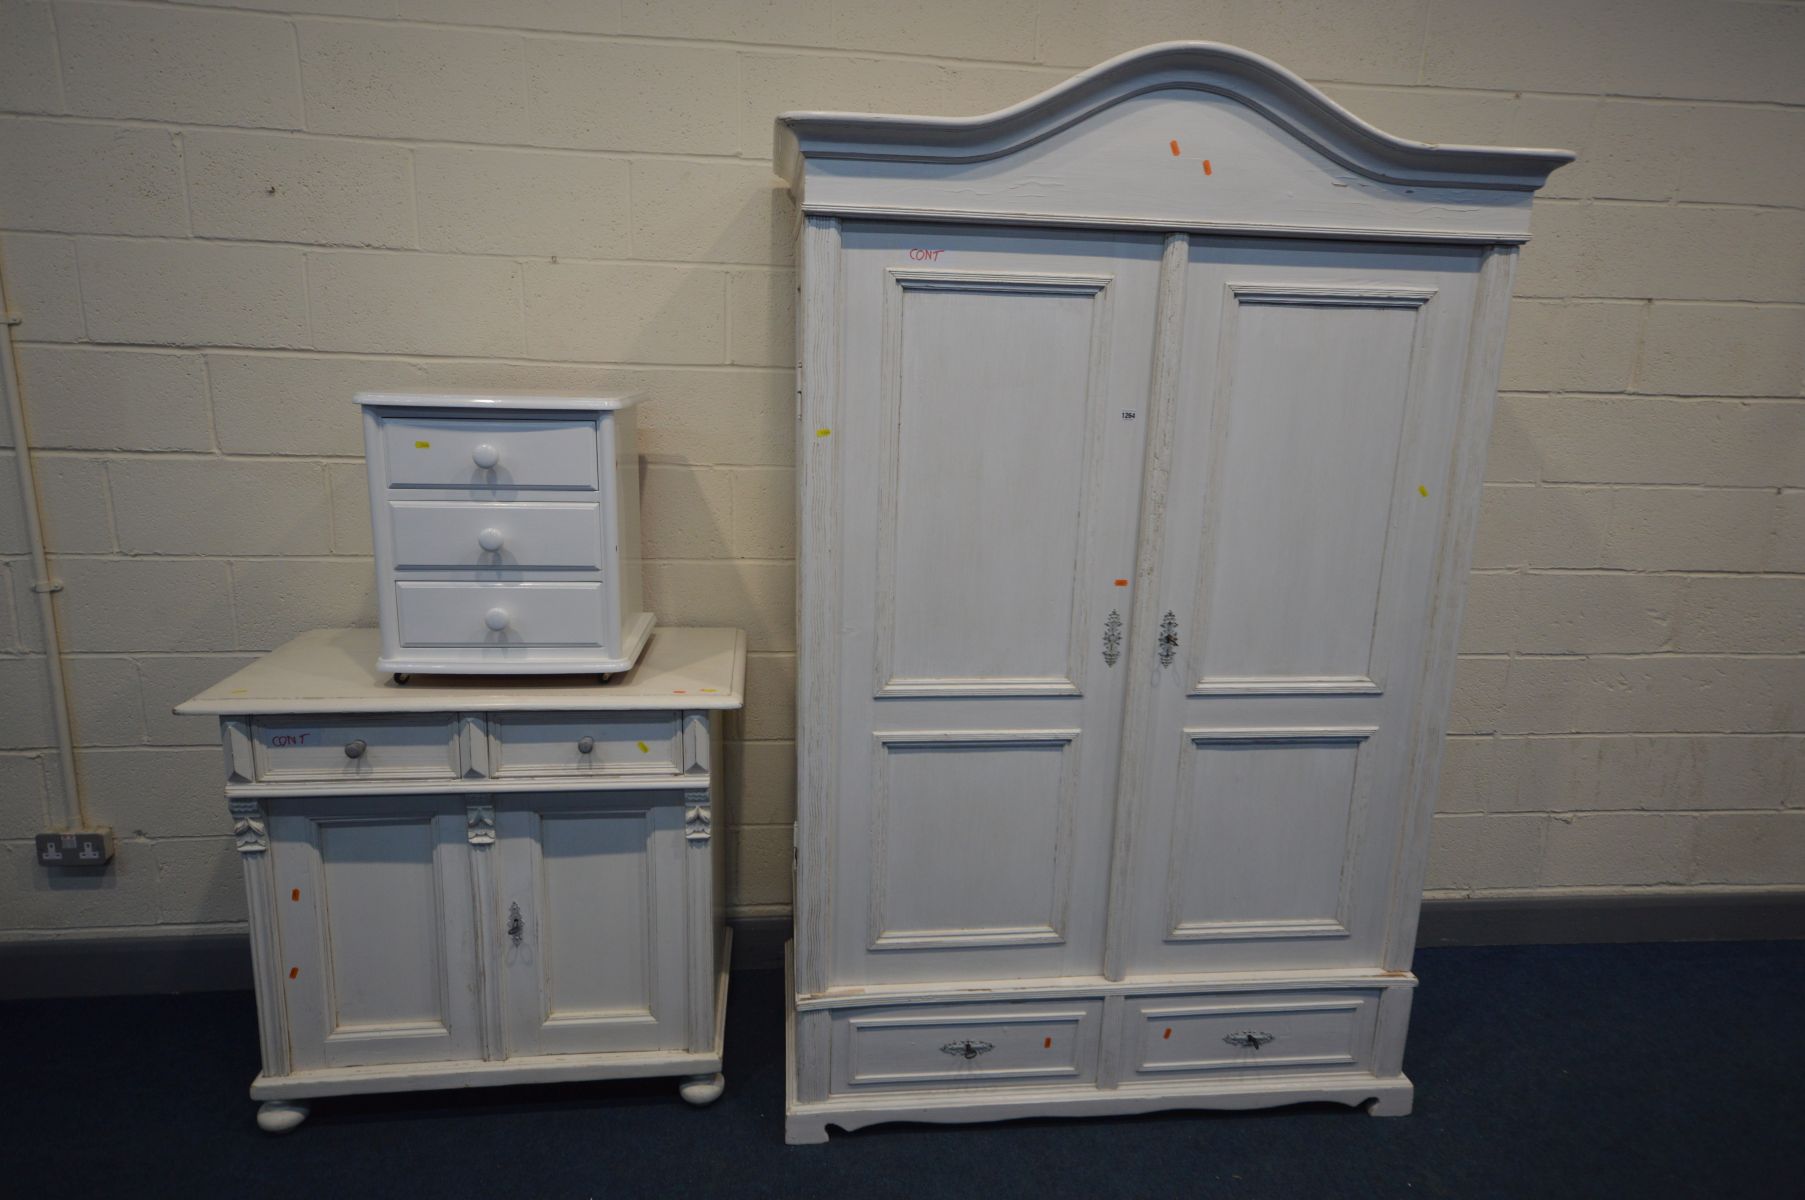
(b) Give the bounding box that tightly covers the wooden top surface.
[355,390,644,412]
[176,627,746,716]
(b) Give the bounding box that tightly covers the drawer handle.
[939,1039,995,1060]
[1223,1030,1275,1050]
[477,527,505,552]
[472,443,501,470]
[577,736,595,754]
[343,739,367,760]
[484,607,511,632]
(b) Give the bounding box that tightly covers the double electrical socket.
[35,828,113,867]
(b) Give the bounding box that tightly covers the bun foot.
[256,1101,310,1133]
[678,1072,725,1106]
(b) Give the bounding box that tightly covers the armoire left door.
[823,222,1166,987]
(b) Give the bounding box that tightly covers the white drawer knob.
[477,527,505,552]
[484,607,511,631]
[472,443,501,469]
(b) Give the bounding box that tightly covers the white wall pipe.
[0,242,86,832]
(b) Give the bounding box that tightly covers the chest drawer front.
[831,999,1103,1094]
[1124,990,1379,1080]
[395,581,605,647]
[252,716,461,783]
[378,415,599,490]
[389,501,603,570]
[490,712,685,777]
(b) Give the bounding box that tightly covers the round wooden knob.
[477,527,505,552]
[472,443,501,469]
[343,739,367,759]
[577,736,595,754]
[484,607,511,631]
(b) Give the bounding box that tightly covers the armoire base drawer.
[830,998,1104,1095]
[1121,989,1380,1082]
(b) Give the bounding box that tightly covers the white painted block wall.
[0,0,1800,942]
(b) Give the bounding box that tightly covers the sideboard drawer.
[378,415,599,491]
[490,712,685,777]
[251,716,462,783]
[831,999,1103,1095]
[395,581,605,647]
[1121,990,1379,1081]
[388,500,603,570]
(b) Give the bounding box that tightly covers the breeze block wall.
[0,0,1800,948]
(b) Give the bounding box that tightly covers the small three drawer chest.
[177,626,745,1132]
[357,391,653,679]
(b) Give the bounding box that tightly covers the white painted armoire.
[777,43,1571,1142]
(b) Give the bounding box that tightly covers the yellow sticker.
[700,688,719,693]
[815,428,832,438]
[414,440,431,449]
[636,740,649,753]
[1417,484,1429,498]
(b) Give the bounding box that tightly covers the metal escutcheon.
[1222,1030,1275,1050]
[939,1039,995,1060]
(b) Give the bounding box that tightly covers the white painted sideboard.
[777,43,1572,1142]
[176,626,744,1132]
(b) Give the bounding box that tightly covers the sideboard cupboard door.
[492,795,690,1056]
[824,223,1163,987]
[267,797,483,1071]
[1119,240,1484,975]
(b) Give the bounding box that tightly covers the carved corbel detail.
[230,799,268,854]
[683,790,712,843]
[466,802,496,846]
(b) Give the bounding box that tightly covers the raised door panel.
[828,223,1162,986]
[268,797,482,1070]
[879,272,1109,696]
[1163,730,1373,942]
[868,733,1080,951]
[493,795,689,1056]
[1190,290,1426,693]
[1123,239,1482,975]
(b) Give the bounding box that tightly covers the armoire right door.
[1120,238,1485,976]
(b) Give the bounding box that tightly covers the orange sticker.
[1114,578,1129,587]
[1163,1027,1173,1039]
[1043,1036,1053,1048]
[291,888,300,902]
[1169,139,1181,156]
[288,967,299,980]
[1202,159,1213,175]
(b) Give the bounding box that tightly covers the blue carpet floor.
[7,941,1802,1198]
